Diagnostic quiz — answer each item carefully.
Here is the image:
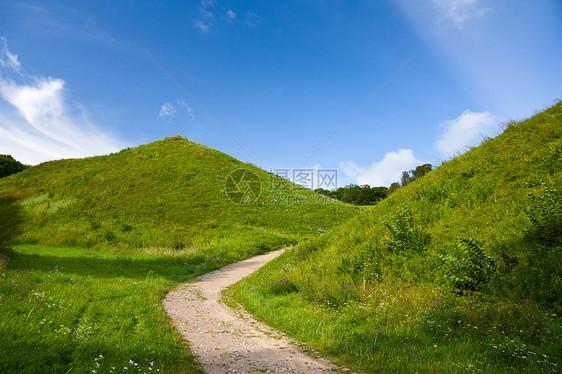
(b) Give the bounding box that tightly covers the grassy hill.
[0,136,358,372]
[0,135,358,251]
[234,102,562,373]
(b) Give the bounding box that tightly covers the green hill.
[0,135,358,252]
[235,102,562,373]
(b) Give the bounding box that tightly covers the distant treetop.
[0,155,29,179]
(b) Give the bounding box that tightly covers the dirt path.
[163,249,347,373]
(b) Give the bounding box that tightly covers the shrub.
[103,228,117,242]
[380,203,429,253]
[439,237,497,294]
[524,180,561,246]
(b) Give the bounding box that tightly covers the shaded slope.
[0,135,358,250]
[236,102,562,373]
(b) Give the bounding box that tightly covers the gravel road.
[162,248,350,373]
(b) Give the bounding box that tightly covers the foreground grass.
[236,252,561,373]
[0,241,292,373]
[235,102,562,373]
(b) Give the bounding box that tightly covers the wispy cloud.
[193,2,259,31]
[159,99,195,121]
[159,102,176,119]
[0,37,20,72]
[193,1,215,32]
[177,99,195,120]
[245,12,262,27]
[340,149,421,187]
[434,110,496,157]
[431,0,491,29]
[0,38,122,165]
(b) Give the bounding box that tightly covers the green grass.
[235,102,562,373]
[0,135,359,372]
[1,240,311,373]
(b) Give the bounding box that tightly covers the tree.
[0,155,28,178]
[400,171,411,187]
[411,163,432,180]
[388,182,401,194]
[315,184,388,206]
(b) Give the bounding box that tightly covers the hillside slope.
[0,135,358,252]
[236,102,562,373]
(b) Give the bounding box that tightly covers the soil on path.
[163,248,349,373]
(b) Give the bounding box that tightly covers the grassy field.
[0,136,359,372]
[234,102,562,373]
[1,242,272,373]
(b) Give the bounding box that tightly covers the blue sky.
[1,0,561,188]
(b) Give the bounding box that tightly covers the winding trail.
[163,248,347,373]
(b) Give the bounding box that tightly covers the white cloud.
[177,99,195,120]
[0,39,122,165]
[193,20,210,32]
[340,149,421,187]
[0,37,20,72]
[431,0,491,29]
[434,110,496,157]
[159,102,176,119]
[226,10,236,19]
[194,1,215,32]
[200,8,214,19]
[160,100,194,121]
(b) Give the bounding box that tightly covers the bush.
[380,203,429,253]
[439,237,497,294]
[525,180,561,246]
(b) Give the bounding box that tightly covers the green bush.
[525,180,561,246]
[439,237,497,294]
[380,203,429,253]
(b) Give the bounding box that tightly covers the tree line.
[315,163,433,206]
